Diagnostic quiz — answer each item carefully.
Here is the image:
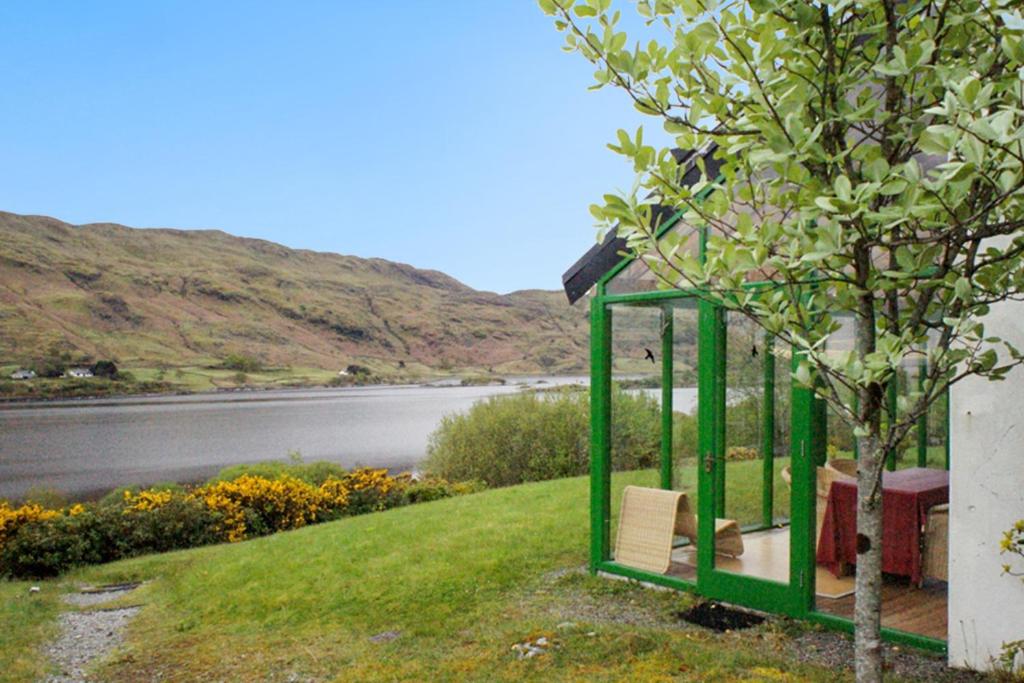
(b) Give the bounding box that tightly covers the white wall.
[948,299,1024,671]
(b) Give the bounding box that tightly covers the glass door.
[696,301,813,617]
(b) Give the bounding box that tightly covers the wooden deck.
[663,527,946,640]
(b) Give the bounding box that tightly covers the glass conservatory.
[562,151,951,652]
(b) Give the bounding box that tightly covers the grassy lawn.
[2,467,942,682]
[0,581,61,683]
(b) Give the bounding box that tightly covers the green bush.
[99,482,184,507]
[207,459,346,486]
[424,388,660,487]
[222,354,263,373]
[673,412,698,460]
[0,500,222,578]
[403,477,486,505]
[118,497,224,555]
[1,514,103,577]
[0,466,477,579]
[726,446,759,461]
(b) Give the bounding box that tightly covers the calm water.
[0,378,585,501]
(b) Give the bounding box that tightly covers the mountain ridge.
[0,211,588,374]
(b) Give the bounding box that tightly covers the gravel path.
[42,585,142,683]
[786,630,992,682]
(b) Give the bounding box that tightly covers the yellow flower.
[192,474,325,542]
[124,489,174,513]
[0,501,60,549]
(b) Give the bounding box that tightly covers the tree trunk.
[853,280,885,682]
[854,434,886,682]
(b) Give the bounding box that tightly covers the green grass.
[829,446,948,471]
[130,364,344,392]
[0,580,62,682]
[1,467,924,682]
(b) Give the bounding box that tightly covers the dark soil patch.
[677,601,765,632]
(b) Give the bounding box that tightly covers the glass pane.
[609,303,661,479]
[814,340,948,637]
[724,312,764,528]
[771,344,792,524]
[672,304,700,489]
[714,310,790,583]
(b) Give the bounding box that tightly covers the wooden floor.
[663,527,947,640]
[816,577,948,640]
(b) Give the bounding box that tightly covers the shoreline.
[0,373,542,408]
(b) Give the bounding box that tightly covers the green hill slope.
[0,211,588,375]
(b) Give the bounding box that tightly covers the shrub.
[0,499,221,578]
[403,477,486,505]
[193,475,323,541]
[332,468,407,515]
[999,520,1024,672]
[726,446,760,462]
[118,496,223,554]
[0,502,60,548]
[424,388,660,487]
[222,354,263,373]
[673,412,698,460]
[90,360,119,378]
[1,513,103,577]
[0,468,472,578]
[100,482,184,507]
[209,459,346,486]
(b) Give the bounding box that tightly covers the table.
[816,467,949,584]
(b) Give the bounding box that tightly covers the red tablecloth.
[816,467,949,584]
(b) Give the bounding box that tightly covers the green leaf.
[834,175,852,202]
[954,277,972,302]
[815,197,838,212]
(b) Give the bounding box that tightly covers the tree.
[539,0,1024,680]
[90,360,119,379]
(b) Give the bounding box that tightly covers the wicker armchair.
[922,503,949,582]
[780,462,856,545]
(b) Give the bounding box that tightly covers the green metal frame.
[588,274,948,656]
[661,306,674,490]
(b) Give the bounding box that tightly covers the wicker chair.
[816,461,856,544]
[780,462,856,545]
[922,503,949,582]
[825,458,858,479]
[613,486,744,574]
[673,495,745,558]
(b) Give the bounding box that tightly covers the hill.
[0,211,588,377]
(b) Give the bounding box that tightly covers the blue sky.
[0,2,666,294]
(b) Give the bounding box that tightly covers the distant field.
[0,362,493,400]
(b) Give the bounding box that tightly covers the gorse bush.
[0,498,222,578]
[0,465,480,578]
[424,388,661,487]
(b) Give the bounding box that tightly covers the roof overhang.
[560,145,722,304]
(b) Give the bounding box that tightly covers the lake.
[0,377,701,502]
[0,379,587,501]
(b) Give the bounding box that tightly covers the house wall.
[948,299,1024,671]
